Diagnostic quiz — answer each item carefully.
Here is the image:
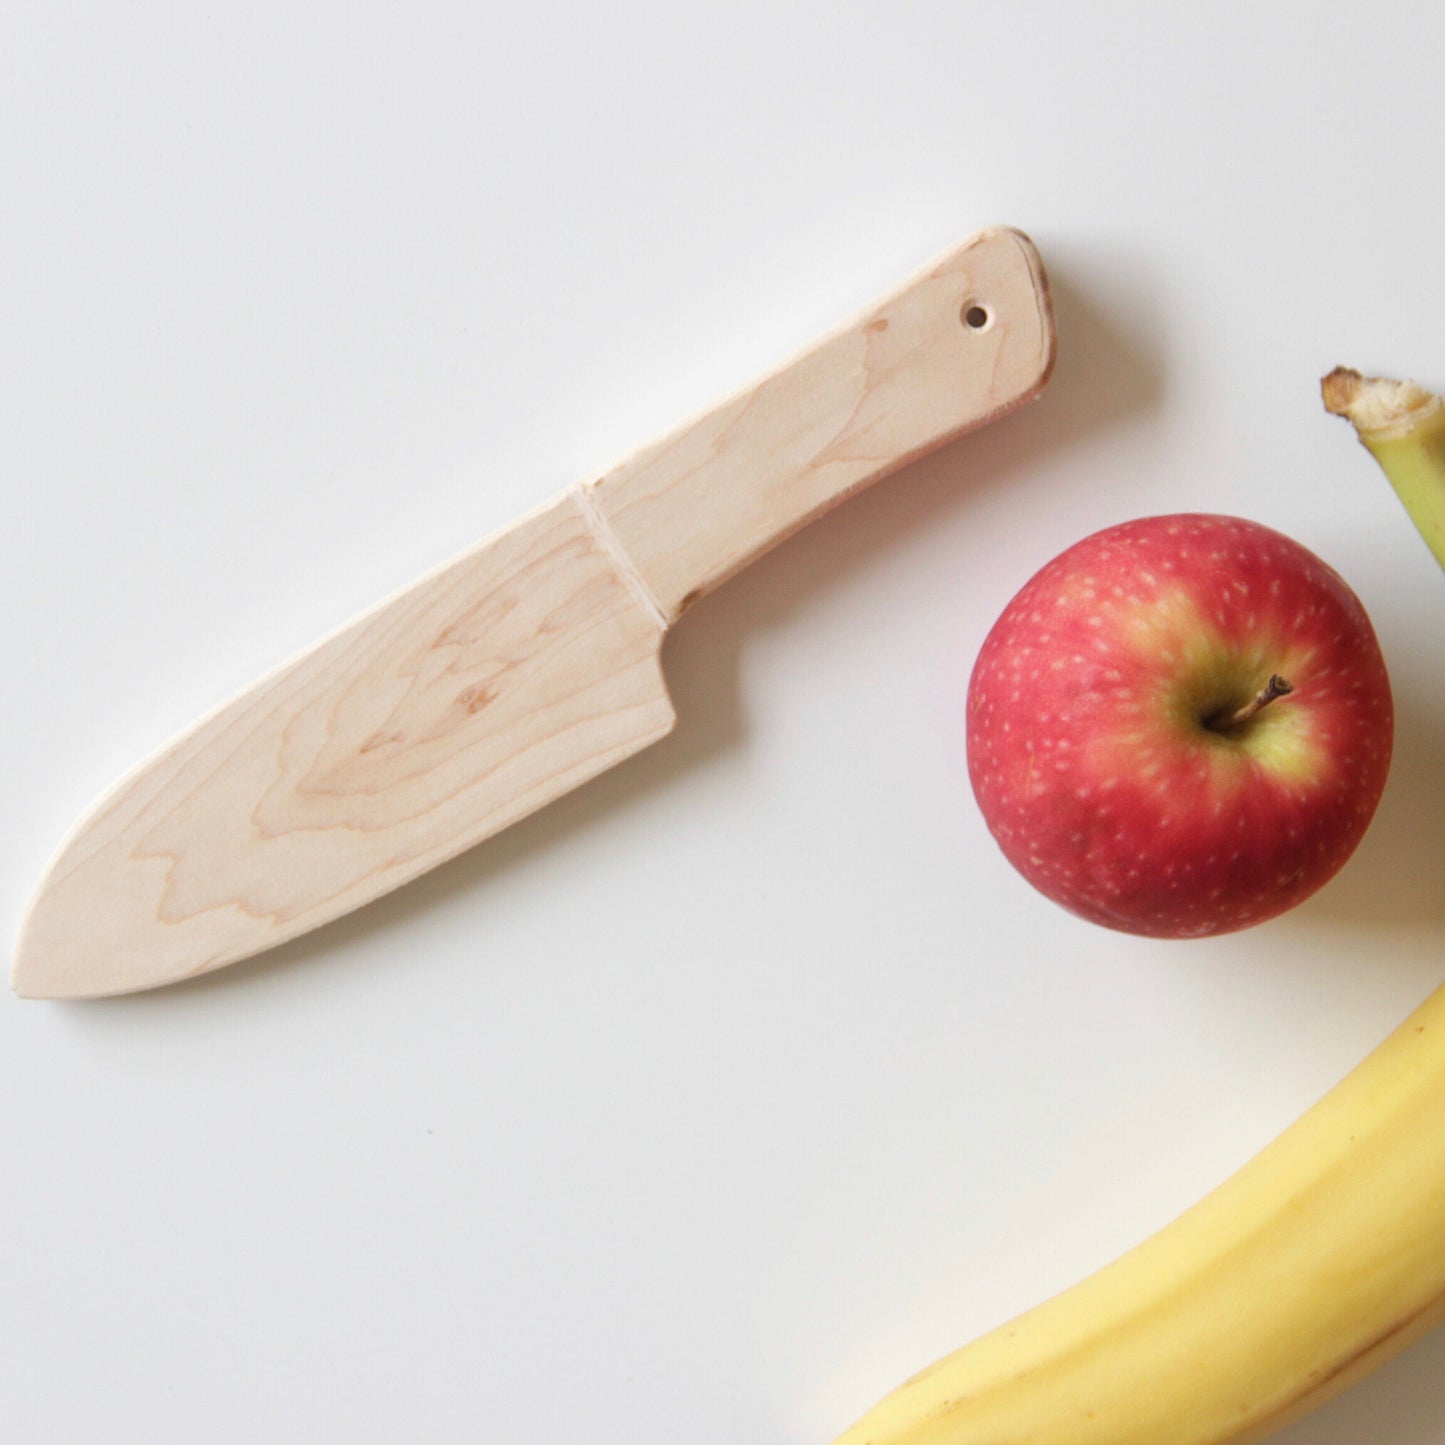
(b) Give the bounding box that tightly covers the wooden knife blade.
[14,226,1055,998]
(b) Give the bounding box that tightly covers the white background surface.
[4,4,1445,1441]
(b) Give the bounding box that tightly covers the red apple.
[966,514,1393,938]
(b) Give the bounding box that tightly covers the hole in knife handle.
[962,303,992,331]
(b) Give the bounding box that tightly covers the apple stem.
[1222,675,1294,728]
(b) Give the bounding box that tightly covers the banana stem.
[1322,367,1445,571]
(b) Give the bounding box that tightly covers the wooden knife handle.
[584,226,1055,627]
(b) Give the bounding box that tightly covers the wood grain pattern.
[16,496,674,997]
[591,226,1055,621]
[15,226,1054,997]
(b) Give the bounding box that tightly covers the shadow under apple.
[1292,682,1445,931]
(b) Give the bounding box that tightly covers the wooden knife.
[14,226,1056,998]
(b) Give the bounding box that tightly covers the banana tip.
[1321,367,1442,438]
[1321,367,1366,419]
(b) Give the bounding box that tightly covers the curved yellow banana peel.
[833,982,1445,1445]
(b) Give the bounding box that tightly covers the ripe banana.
[833,983,1445,1445]
[830,373,1445,1445]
